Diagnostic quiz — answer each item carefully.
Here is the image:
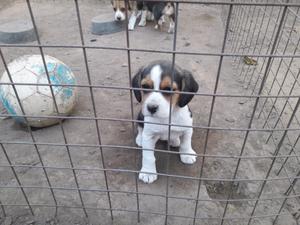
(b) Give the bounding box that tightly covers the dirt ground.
[0,1,299,225]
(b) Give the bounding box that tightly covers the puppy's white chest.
[144,106,192,139]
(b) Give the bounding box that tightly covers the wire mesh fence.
[0,0,300,225]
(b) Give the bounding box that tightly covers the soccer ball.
[0,55,77,128]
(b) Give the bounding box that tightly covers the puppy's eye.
[113,7,116,11]
[120,7,126,12]
[162,87,171,91]
[142,84,152,92]
[162,86,175,95]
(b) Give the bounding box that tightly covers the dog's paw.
[154,24,159,30]
[180,149,197,164]
[139,168,157,183]
[138,20,146,27]
[146,12,154,21]
[169,138,180,147]
[168,27,174,33]
[136,134,142,147]
[128,23,135,30]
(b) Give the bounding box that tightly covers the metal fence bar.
[2,164,300,182]
[192,3,233,225]
[3,112,300,132]
[73,0,113,220]
[3,140,300,160]
[164,2,180,225]
[3,43,300,58]
[26,0,88,217]
[0,203,297,221]
[124,0,140,221]
[1,184,300,203]
[3,81,300,98]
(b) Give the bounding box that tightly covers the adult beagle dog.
[111,0,176,33]
[132,61,199,183]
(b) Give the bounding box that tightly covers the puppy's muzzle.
[147,104,158,115]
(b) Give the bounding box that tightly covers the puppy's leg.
[168,16,175,33]
[128,10,141,30]
[179,128,197,164]
[154,15,165,30]
[136,126,143,147]
[138,10,147,27]
[169,137,180,147]
[159,15,166,25]
[146,11,154,21]
[139,133,159,183]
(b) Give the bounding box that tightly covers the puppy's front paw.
[180,149,197,164]
[128,23,135,30]
[146,12,154,21]
[138,20,146,27]
[139,168,157,183]
[168,27,174,33]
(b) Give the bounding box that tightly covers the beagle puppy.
[132,61,199,183]
[111,0,176,33]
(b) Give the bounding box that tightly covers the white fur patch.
[115,9,126,21]
[150,65,162,90]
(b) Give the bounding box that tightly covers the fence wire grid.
[0,0,300,225]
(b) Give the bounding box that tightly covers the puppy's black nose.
[117,16,121,21]
[147,104,158,114]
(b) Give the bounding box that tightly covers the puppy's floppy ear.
[132,67,143,102]
[178,70,199,107]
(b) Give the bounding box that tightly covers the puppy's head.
[132,61,198,118]
[163,2,175,16]
[111,0,131,21]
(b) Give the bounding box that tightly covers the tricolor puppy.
[111,0,176,32]
[138,2,176,33]
[132,61,199,183]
